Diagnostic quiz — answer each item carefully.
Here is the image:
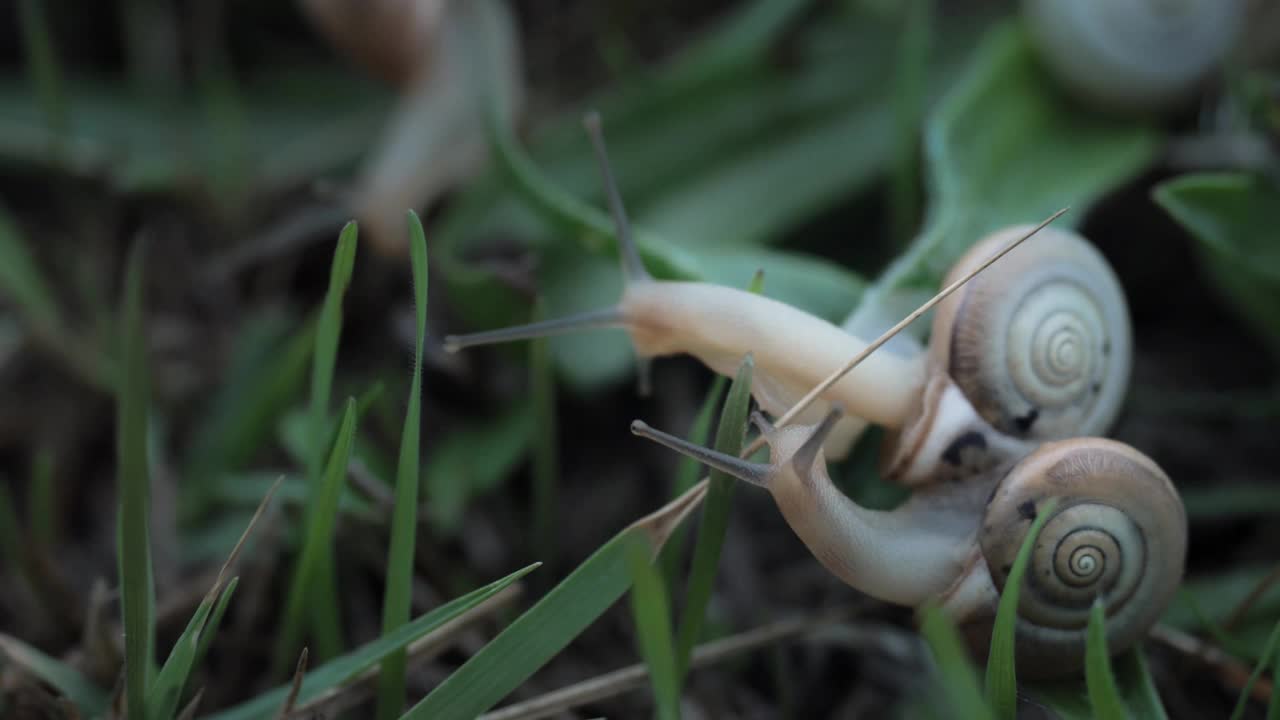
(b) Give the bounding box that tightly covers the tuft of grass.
[208,563,539,720]
[303,221,358,660]
[375,211,429,720]
[277,398,359,673]
[627,537,682,720]
[1230,616,1280,720]
[1084,597,1127,720]
[116,239,155,720]
[985,496,1059,719]
[918,603,994,720]
[403,482,709,719]
[674,355,753,682]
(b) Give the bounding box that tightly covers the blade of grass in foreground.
[919,604,994,720]
[985,496,1059,719]
[402,483,711,719]
[116,239,155,720]
[375,211,429,720]
[1230,616,1280,720]
[207,563,539,720]
[0,634,108,715]
[304,221,358,660]
[277,398,358,674]
[1085,597,1127,720]
[675,355,753,682]
[627,539,681,720]
[658,375,725,588]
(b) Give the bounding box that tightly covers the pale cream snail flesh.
[631,406,1187,676]
[443,113,1134,480]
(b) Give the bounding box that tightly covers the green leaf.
[1230,617,1280,720]
[0,634,109,716]
[403,484,710,719]
[206,564,538,720]
[1152,172,1280,356]
[627,538,682,720]
[675,355,754,681]
[277,398,359,672]
[1085,597,1127,720]
[847,20,1159,332]
[918,604,994,720]
[116,239,155,720]
[0,202,59,329]
[193,577,238,672]
[376,210,429,720]
[425,400,535,534]
[660,377,727,587]
[985,496,1060,719]
[1117,648,1169,720]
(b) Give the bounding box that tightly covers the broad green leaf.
[846,21,1159,333]
[376,210,429,720]
[1085,598,1127,720]
[403,484,710,719]
[206,564,538,720]
[0,634,108,715]
[676,356,754,681]
[1152,172,1280,356]
[116,239,155,720]
[1181,483,1280,521]
[986,497,1060,719]
[918,604,994,720]
[1230,617,1280,720]
[277,398,358,672]
[627,539,681,720]
[425,400,535,534]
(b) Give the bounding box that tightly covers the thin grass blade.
[1230,616,1280,720]
[193,577,238,670]
[675,355,753,681]
[985,496,1060,719]
[658,375,725,587]
[402,483,710,719]
[918,604,994,720]
[277,399,358,673]
[208,563,539,720]
[116,239,155,720]
[627,538,681,720]
[1269,639,1280,720]
[375,210,429,720]
[1116,648,1169,720]
[529,296,560,568]
[1085,597,1128,720]
[0,634,108,715]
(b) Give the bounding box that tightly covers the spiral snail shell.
[1022,0,1248,113]
[883,225,1133,485]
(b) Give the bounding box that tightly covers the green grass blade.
[0,634,108,715]
[277,398,359,673]
[889,0,931,245]
[403,484,710,719]
[627,538,681,720]
[146,595,216,720]
[1230,617,1280,720]
[675,355,753,681]
[193,577,238,671]
[117,239,155,720]
[1085,597,1127,720]
[918,603,994,720]
[985,496,1060,719]
[17,0,68,139]
[530,297,560,568]
[208,564,538,720]
[659,375,726,587]
[0,203,61,334]
[375,210,429,720]
[1116,648,1169,720]
[1269,639,1280,720]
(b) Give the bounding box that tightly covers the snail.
[444,113,1134,480]
[630,406,1187,676]
[1022,0,1249,113]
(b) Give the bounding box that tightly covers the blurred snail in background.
[631,406,1187,676]
[1022,0,1249,113]
[444,114,1134,482]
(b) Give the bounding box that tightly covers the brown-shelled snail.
[630,406,1187,676]
[1022,0,1249,114]
[444,113,1134,482]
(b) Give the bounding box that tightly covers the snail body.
[446,114,1136,473]
[1022,0,1248,113]
[631,408,1187,676]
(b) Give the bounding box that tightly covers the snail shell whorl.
[980,438,1186,669]
[933,225,1132,442]
[1022,0,1248,113]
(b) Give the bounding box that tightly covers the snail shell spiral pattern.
[979,438,1186,670]
[938,225,1132,442]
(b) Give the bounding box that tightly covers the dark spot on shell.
[1012,407,1039,434]
[1092,382,1102,394]
[942,431,987,466]
[1102,340,1111,355]
[1017,500,1037,521]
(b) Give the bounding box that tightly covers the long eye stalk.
[629,420,772,487]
